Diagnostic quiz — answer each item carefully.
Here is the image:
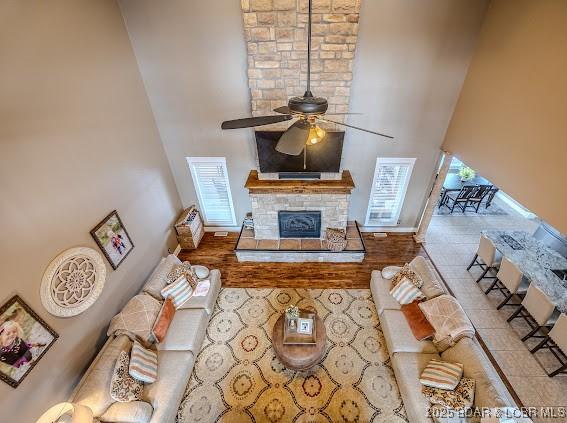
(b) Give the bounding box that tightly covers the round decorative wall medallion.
[40,247,107,317]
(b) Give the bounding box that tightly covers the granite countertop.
[483,230,567,314]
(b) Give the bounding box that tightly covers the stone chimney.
[240,0,361,128]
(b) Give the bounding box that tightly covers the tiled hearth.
[235,221,365,262]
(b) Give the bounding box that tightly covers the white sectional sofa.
[371,256,516,423]
[69,255,221,423]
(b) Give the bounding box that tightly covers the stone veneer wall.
[240,0,361,128]
[251,192,349,239]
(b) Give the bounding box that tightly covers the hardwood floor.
[179,232,425,288]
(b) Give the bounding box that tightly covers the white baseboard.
[173,244,182,256]
[204,226,241,232]
[359,226,418,233]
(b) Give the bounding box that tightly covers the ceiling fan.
[221,0,393,156]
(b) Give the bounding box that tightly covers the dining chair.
[530,313,567,377]
[507,283,560,342]
[484,257,529,309]
[484,187,499,208]
[441,185,477,213]
[467,234,501,283]
[464,184,493,213]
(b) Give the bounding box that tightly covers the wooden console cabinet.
[174,206,204,250]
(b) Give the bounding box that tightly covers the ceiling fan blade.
[325,112,364,115]
[273,106,291,114]
[318,117,394,139]
[275,120,310,156]
[221,115,292,130]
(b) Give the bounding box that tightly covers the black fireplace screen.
[278,211,321,238]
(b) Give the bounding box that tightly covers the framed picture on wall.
[90,210,134,270]
[0,295,58,388]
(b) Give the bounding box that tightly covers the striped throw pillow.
[129,340,158,383]
[419,359,464,390]
[389,278,425,305]
[161,276,193,308]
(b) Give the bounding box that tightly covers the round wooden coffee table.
[272,313,327,371]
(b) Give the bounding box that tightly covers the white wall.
[0,1,181,421]
[120,0,487,230]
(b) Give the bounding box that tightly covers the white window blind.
[186,157,236,226]
[365,157,416,226]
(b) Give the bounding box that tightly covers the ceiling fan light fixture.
[307,124,326,146]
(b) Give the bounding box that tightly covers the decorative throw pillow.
[129,340,158,383]
[422,377,475,410]
[391,263,423,289]
[107,294,162,345]
[110,351,143,402]
[420,359,464,390]
[161,276,193,308]
[151,298,176,343]
[400,301,435,341]
[166,261,198,288]
[390,278,426,305]
[326,227,346,242]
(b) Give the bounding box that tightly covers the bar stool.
[531,314,567,377]
[484,257,529,309]
[507,284,560,342]
[467,234,501,283]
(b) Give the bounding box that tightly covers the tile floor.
[424,198,567,421]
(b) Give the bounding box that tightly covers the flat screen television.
[255,131,344,173]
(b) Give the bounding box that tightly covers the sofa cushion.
[380,309,438,355]
[370,270,401,315]
[423,377,475,411]
[410,256,446,299]
[441,337,515,408]
[99,401,153,423]
[392,352,441,423]
[74,335,133,416]
[143,255,181,300]
[157,308,208,352]
[107,294,162,345]
[401,301,435,341]
[143,350,195,423]
[110,351,144,402]
[178,269,222,315]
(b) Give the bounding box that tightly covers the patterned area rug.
[177,288,407,422]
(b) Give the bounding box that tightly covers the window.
[186,157,236,226]
[365,157,416,226]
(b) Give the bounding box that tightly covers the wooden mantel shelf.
[245,170,355,194]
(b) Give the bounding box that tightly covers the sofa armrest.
[99,401,153,423]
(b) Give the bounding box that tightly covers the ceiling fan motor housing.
[288,95,328,115]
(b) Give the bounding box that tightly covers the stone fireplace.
[235,170,365,262]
